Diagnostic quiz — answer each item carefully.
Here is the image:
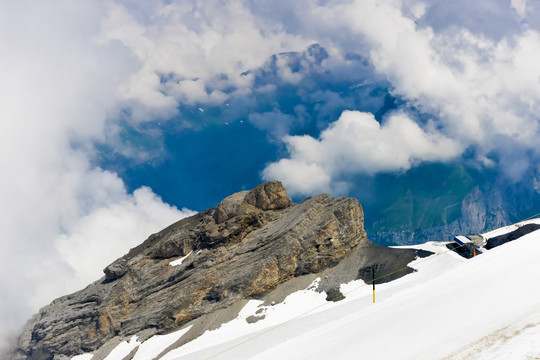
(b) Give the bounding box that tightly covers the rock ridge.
[13,180,425,360]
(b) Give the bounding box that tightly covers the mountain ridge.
[13,181,426,360]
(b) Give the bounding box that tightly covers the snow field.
[131,327,192,360]
[482,217,540,238]
[165,230,540,359]
[72,222,540,360]
[103,336,140,360]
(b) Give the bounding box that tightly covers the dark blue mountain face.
[362,163,540,245]
[94,44,540,245]
[95,44,391,210]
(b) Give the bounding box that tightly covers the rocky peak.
[213,180,291,223]
[213,191,249,223]
[244,180,292,210]
[13,181,426,360]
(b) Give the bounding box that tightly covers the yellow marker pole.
[372,266,376,303]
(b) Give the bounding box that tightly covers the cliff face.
[14,181,424,360]
[369,186,511,245]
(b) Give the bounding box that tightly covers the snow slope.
[482,218,540,238]
[74,221,540,360]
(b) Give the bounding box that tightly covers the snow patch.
[169,251,192,266]
[131,326,192,360]
[450,312,540,359]
[161,278,327,359]
[482,218,540,239]
[103,336,141,360]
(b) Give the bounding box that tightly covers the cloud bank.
[263,111,461,195]
[263,0,540,194]
[0,1,195,351]
[97,1,311,120]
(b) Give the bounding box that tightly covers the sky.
[2,0,540,352]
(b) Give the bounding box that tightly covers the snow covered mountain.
[71,218,540,360]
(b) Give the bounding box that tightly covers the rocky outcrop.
[13,181,426,360]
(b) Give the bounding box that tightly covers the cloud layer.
[98,1,311,120]
[263,111,461,194]
[0,1,194,350]
[263,0,540,194]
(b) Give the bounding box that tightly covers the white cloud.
[54,186,195,295]
[410,2,427,19]
[278,0,540,186]
[416,1,521,40]
[263,111,461,195]
[263,159,332,195]
[275,55,304,84]
[0,1,194,351]
[511,0,528,18]
[97,1,311,120]
[248,109,301,140]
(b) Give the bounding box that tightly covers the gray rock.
[103,259,127,281]
[244,180,292,210]
[12,181,424,360]
[213,190,249,223]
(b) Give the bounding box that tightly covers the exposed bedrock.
[14,181,427,360]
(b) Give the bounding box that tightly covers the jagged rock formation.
[14,181,427,360]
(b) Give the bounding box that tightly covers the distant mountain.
[13,181,426,360]
[363,163,540,245]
